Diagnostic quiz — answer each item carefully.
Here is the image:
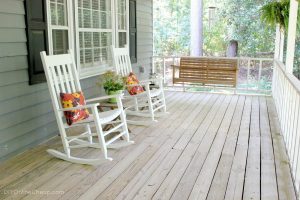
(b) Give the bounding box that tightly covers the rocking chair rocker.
[40,51,134,165]
[111,46,168,126]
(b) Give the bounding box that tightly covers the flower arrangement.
[99,70,124,94]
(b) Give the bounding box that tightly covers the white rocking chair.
[40,51,134,165]
[111,46,167,125]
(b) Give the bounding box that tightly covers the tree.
[153,0,191,56]
[218,0,276,56]
[153,0,276,57]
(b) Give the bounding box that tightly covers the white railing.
[152,56,274,95]
[273,60,300,193]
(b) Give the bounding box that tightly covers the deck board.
[0,92,296,200]
[224,96,252,200]
[259,96,278,200]
[243,96,261,200]
[206,95,245,200]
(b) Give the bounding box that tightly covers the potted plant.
[99,70,124,103]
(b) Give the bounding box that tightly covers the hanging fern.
[261,0,300,31]
[260,1,290,31]
[261,1,290,30]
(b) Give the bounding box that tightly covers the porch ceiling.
[0,91,296,200]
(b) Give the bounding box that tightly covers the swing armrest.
[86,93,124,103]
[59,103,99,112]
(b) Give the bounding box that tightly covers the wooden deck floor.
[0,92,297,200]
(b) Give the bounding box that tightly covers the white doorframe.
[286,0,299,74]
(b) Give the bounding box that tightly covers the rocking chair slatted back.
[111,46,132,76]
[41,51,81,114]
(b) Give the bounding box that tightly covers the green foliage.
[260,1,290,30]
[219,0,276,56]
[294,21,300,79]
[154,0,276,57]
[203,0,227,56]
[99,71,124,93]
[153,0,190,56]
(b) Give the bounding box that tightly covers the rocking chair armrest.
[124,83,149,87]
[59,103,99,112]
[86,93,124,103]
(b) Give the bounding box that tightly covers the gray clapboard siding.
[0,101,53,131]
[0,13,26,28]
[133,0,153,80]
[138,17,152,25]
[0,43,27,57]
[0,112,56,144]
[137,33,153,40]
[138,38,153,43]
[0,70,28,86]
[0,29,27,42]
[0,0,24,15]
[136,25,152,32]
[138,1,152,9]
[0,82,47,102]
[0,89,50,116]
[84,85,102,97]
[0,56,27,72]
[0,122,58,162]
[81,76,100,92]
[0,120,57,156]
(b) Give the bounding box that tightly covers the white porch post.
[279,30,285,62]
[190,0,203,56]
[285,0,299,73]
[274,25,285,62]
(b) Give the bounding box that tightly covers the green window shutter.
[129,0,137,63]
[25,0,48,85]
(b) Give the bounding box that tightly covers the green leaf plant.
[98,70,124,93]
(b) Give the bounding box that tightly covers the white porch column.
[190,0,203,56]
[279,30,285,62]
[285,0,299,73]
[274,25,285,62]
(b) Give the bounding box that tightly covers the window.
[76,0,113,76]
[26,0,129,84]
[116,0,127,48]
[52,0,129,78]
[48,0,71,55]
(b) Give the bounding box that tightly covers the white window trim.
[115,0,129,48]
[46,0,75,56]
[47,0,129,79]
